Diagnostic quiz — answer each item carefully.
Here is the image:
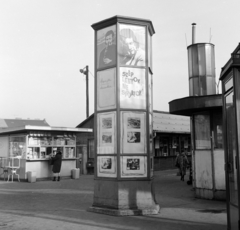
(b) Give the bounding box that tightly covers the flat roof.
[0,125,92,135]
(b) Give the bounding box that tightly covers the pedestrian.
[51,148,62,181]
[175,153,181,176]
[176,149,189,181]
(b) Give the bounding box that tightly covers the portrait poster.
[118,24,146,67]
[121,111,146,154]
[97,112,116,154]
[97,156,117,178]
[120,67,146,109]
[121,156,147,178]
[97,25,116,69]
[97,68,116,111]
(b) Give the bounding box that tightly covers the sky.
[0,0,239,128]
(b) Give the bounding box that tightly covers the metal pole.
[192,23,196,44]
[86,65,89,118]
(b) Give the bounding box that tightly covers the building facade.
[0,118,92,181]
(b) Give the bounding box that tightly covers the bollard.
[27,171,36,183]
[71,168,80,179]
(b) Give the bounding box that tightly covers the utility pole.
[79,65,89,118]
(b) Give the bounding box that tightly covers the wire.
[88,70,94,78]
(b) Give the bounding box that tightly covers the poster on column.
[97,156,117,178]
[118,24,146,67]
[121,156,147,177]
[97,112,116,154]
[121,111,146,154]
[120,67,146,109]
[97,68,116,111]
[97,25,116,69]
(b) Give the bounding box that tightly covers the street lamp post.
[80,65,89,118]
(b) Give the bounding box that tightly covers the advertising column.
[90,16,159,216]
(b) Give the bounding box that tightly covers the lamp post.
[80,65,89,118]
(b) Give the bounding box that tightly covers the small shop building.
[76,111,191,174]
[153,111,191,170]
[0,118,92,181]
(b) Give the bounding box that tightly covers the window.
[10,136,26,158]
[65,147,75,158]
[212,113,223,149]
[224,74,233,92]
[27,134,76,160]
[194,114,211,149]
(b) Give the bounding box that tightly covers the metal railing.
[0,157,21,182]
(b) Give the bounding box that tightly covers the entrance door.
[225,90,239,229]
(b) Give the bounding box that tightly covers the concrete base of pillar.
[88,179,160,216]
[195,188,226,201]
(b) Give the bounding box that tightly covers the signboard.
[97,112,116,154]
[97,25,116,69]
[97,156,117,178]
[120,67,146,109]
[121,111,146,154]
[121,156,147,177]
[97,68,116,111]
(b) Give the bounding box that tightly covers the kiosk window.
[10,136,26,158]
[194,114,211,149]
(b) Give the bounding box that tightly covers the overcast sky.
[0,0,239,127]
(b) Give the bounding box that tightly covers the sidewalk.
[0,169,227,230]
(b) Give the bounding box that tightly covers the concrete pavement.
[0,169,227,230]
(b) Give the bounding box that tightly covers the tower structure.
[169,24,225,200]
[89,15,159,215]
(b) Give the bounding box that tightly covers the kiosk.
[169,24,225,200]
[0,125,92,181]
[220,43,240,230]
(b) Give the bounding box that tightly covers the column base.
[195,188,226,200]
[90,179,160,216]
[88,205,160,216]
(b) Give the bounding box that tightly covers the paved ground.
[0,169,227,230]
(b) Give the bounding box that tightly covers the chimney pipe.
[192,23,196,44]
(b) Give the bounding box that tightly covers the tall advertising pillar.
[89,16,159,215]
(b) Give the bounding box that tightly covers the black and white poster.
[121,156,147,177]
[121,111,146,154]
[97,112,116,154]
[98,156,117,178]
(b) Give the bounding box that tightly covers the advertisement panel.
[118,24,146,67]
[97,156,117,178]
[97,68,116,111]
[97,112,116,154]
[97,25,116,69]
[121,111,146,154]
[121,156,147,177]
[120,67,146,109]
